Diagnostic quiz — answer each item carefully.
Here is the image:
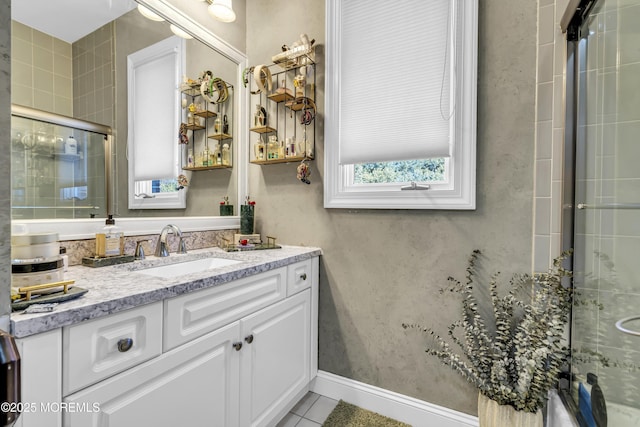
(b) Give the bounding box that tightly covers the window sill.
[15,216,240,241]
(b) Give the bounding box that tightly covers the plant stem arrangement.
[403,250,573,414]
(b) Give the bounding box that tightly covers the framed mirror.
[10,0,248,239]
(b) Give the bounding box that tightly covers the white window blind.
[339,0,453,165]
[128,36,182,181]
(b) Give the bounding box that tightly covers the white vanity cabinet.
[15,256,319,427]
[239,289,311,427]
[64,320,241,427]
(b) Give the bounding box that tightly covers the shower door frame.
[561,0,640,422]
[558,0,600,418]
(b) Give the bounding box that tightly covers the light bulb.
[137,5,165,22]
[170,24,193,39]
[208,0,236,23]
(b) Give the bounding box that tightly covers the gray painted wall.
[0,0,11,331]
[247,0,537,415]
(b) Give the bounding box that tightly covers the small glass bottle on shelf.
[254,137,265,161]
[212,143,222,165]
[202,145,210,166]
[222,143,230,166]
[284,138,295,158]
[187,149,194,167]
[267,135,279,160]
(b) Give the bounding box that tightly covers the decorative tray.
[12,286,88,311]
[224,244,282,252]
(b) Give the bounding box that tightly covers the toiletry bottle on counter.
[95,215,124,257]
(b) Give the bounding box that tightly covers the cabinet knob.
[244,334,254,344]
[117,338,134,352]
[232,342,243,351]
[300,273,307,281]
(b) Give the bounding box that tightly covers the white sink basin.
[138,257,241,278]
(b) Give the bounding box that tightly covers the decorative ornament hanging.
[177,174,189,190]
[179,123,189,145]
[296,159,311,184]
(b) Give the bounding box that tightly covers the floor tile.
[303,396,339,424]
[295,419,322,427]
[276,412,301,427]
[291,391,320,417]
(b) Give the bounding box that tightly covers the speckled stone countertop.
[11,245,321,338]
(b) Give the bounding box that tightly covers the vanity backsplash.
[61,229,238,266]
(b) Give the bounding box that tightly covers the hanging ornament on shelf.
[179,123,189,145]
[296,159,311,184]
[176,174,189,190]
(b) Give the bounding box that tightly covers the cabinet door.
[64,322,241,427]
[15,330,62,427]
[239,289,311,427]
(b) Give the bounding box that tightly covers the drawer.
[287,259,313,297]
[62,301,163,396]
[163,267,286,351]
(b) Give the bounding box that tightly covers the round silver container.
[11,256,64,288]
[11,232,60,259]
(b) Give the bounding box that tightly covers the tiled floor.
[276,392,338,427]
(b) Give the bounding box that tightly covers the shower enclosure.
[563,0,640,425]
[10,105,110,220]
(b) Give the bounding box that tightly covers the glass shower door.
[570,0,640,425]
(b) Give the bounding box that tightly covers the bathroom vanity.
[11,246,320,427]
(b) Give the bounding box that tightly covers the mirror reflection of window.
[127,36,185,210]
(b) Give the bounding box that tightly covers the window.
[354,159,447,184]
[324,0,478,210]
[127,36,186,209]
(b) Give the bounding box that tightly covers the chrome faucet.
[154,224,187,257]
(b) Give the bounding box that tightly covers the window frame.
[324,0,478,210]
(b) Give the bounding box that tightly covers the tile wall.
[72,22,115,127]
[10,21,73,116]
[534,0,569,272]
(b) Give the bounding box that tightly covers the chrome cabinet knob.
[117,338,134,352]
[232,342,243,351]
[244,334,254,344]
[300,273,307,281]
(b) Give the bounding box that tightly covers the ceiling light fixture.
[170,24,193,39]
[137,4,165,22]
[207,0,236,23]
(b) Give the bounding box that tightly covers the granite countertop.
[11,245,321,338]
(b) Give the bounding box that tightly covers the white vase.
[477,393,542,427]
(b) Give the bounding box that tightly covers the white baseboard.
[310,370,479,427]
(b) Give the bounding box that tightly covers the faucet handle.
[177,237,188,254]
[135,240,149,260]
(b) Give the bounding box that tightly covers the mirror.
[10,0,247,229]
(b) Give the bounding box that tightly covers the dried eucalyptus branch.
[402,250,574,413]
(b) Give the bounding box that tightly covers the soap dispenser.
[95,215,124,257]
